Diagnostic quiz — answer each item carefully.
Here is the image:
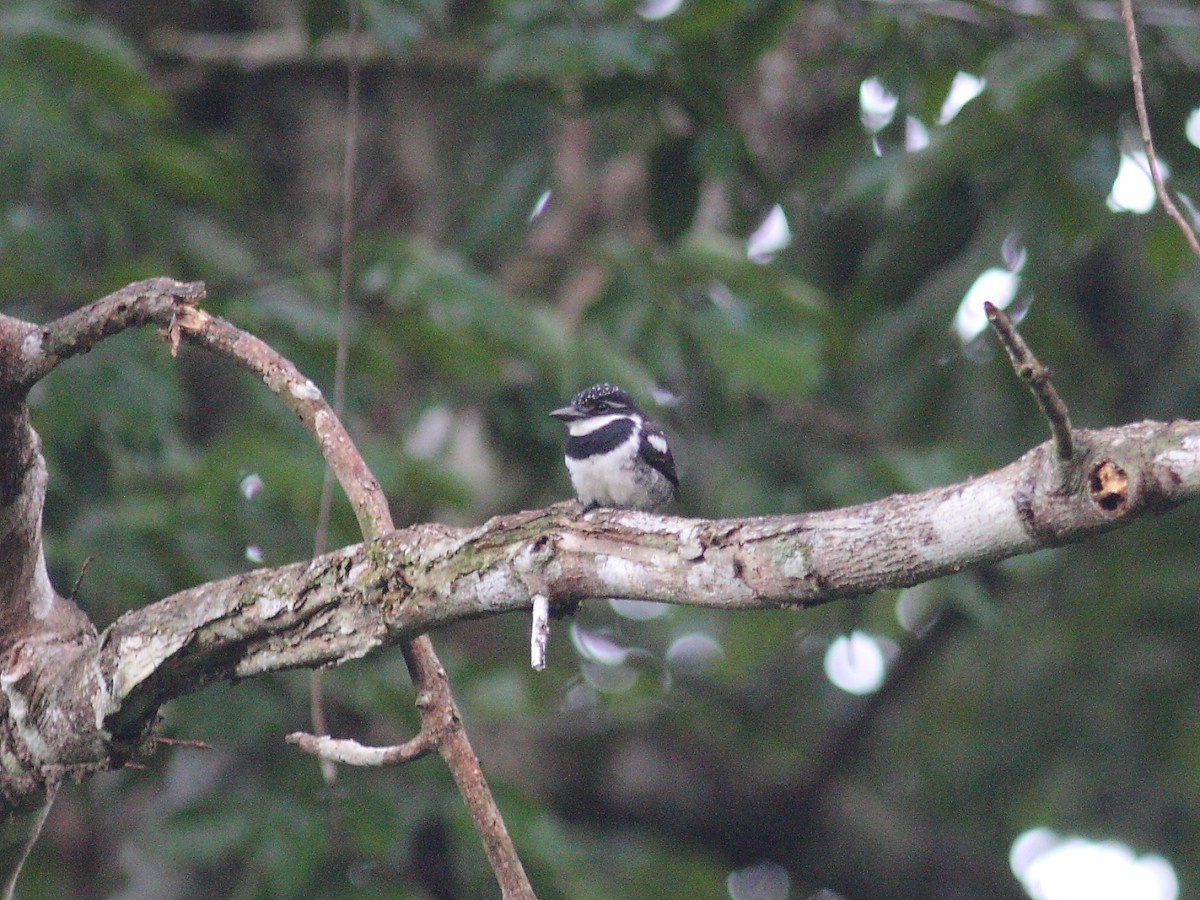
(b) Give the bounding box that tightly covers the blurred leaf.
[158,797,256,863]
[648,135,701,245]
[691,305,822,399]
[484,2,670,84]
[363,0,449,51]
[665,0,746,39]
[985,32,1079,114]
[0,8,251,300]
[362,236,650,391]
[0,11,157,111]
[459,152,550,253]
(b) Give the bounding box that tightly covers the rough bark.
[83,416,1200,764]
[2,280,1200,895]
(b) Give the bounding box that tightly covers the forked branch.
[8,280,536,899]
[10,282,1200,900]
[170,306,536,898]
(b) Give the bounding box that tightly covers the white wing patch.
[647,433,669,455]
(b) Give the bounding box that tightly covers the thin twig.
[308,668,335,784]
[69,556,93,602]
[530,594,550,671]
[864,0,1200,28]
[174,306,391,533]
[314,0,361,554]
[153,737,214,750]
[984,302,1073,462]
[310,0,363,790]
[1,784,55,900]
[1120,0,1200,259]
[170,305,536,897]
[287,731,434,767]
[25,279,535,896]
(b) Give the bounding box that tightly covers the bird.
[549,383,679,512]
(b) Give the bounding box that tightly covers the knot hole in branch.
[1089,459,1129,514]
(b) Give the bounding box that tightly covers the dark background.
[6,0,1200,897]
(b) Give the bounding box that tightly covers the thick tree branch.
[10,278,206,397]
[5,281,1200,898]
[171,305,534,896]
[1,280,535,897]
[95,417,1200,719]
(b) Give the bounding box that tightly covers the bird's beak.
[549,404,583,421]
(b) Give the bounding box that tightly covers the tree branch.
[150,27,480,74]
[1120,0,1200,258]
[174,304,393,536]
[864,0,1200,29]
[985,301,1074,464]
[171,305,535,897]
[6,281,1200,898]
[93,414,1198,705]
[286,731,434,766]
[1,280,535,898]
[10,278,206,397]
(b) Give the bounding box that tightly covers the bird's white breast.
[564,418,645,507]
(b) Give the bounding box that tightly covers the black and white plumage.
[549,383,679,512]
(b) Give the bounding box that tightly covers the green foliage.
[14,0,1200,898]
[484,0,671,84]
[0,6,247,300]
[361,0,450,52]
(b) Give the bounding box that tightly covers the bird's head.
[549,383,642,423]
